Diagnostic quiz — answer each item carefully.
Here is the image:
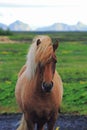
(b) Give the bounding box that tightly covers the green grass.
[0,43,29,113]
[9,31,87,42]
[0,32,87,115]
[57,41,87,115]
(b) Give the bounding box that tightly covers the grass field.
[0,32,87,115]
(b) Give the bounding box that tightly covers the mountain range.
[0,20,31,31]
[37,22,87,31]
[0,20,87,31]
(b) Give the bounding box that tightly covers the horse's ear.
[37,39,41,46]
[53,39,59,51]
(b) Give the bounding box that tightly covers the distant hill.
[0,23,8,30]
[8,20,31,31]
[37,22,87,31]
[75,22,87,31]
[0,20,31,31]
[0,20,87,31]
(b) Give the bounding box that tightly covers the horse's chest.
[30,109,53,123]
[24,94,56,121]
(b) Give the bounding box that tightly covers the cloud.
[0,0,87,27]
[0,4,59,8]
[0,12,3,16]
[0,0,81,8]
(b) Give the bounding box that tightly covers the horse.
[15,35,63,130]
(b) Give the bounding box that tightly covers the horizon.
[1,20,87,31]
[0,19,86,28]
[0,0,87,29]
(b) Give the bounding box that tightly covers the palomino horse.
[15,35,63,130]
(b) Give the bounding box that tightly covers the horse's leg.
[24,113,34,130]
[26,120,34,130]
[37,122,44,130]
[47,113,58,130]
[47,119,56,130]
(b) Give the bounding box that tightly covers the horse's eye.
[39,63,44,74]
[53,59,57,64]
[52,63,56,74]
[55,60,57,63]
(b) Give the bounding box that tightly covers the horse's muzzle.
[42,81,53,93]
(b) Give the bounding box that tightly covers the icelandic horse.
[15,35,63,130]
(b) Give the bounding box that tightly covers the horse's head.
[35,36,59,93]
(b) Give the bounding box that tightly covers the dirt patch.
[0,36,31,43]
[0,36,15,43]
[0,113,87,130]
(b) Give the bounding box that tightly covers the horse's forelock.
[26,35,53,79]
[35,36,53,65]
[26,40,38,79]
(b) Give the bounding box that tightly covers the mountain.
[0,23,8,30]
[75,22,87,31]
[36,22,87,31]
[0,20,87,31]
[37,23,70,31]
[8,20,31,31]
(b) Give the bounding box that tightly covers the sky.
[0,0,87,29]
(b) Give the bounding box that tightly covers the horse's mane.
[26,35,53,79]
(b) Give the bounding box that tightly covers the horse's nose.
[42,81,53,92]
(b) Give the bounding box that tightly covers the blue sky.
[0,0,86,29]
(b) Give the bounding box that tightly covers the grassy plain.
[0,32,87,115]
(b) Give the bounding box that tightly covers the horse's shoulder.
[18,64,27,77]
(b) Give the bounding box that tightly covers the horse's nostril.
[51,81,53,87]
[42,82,47,87]
[42,81,53,92]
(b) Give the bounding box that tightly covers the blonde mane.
[25,35,53,80]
